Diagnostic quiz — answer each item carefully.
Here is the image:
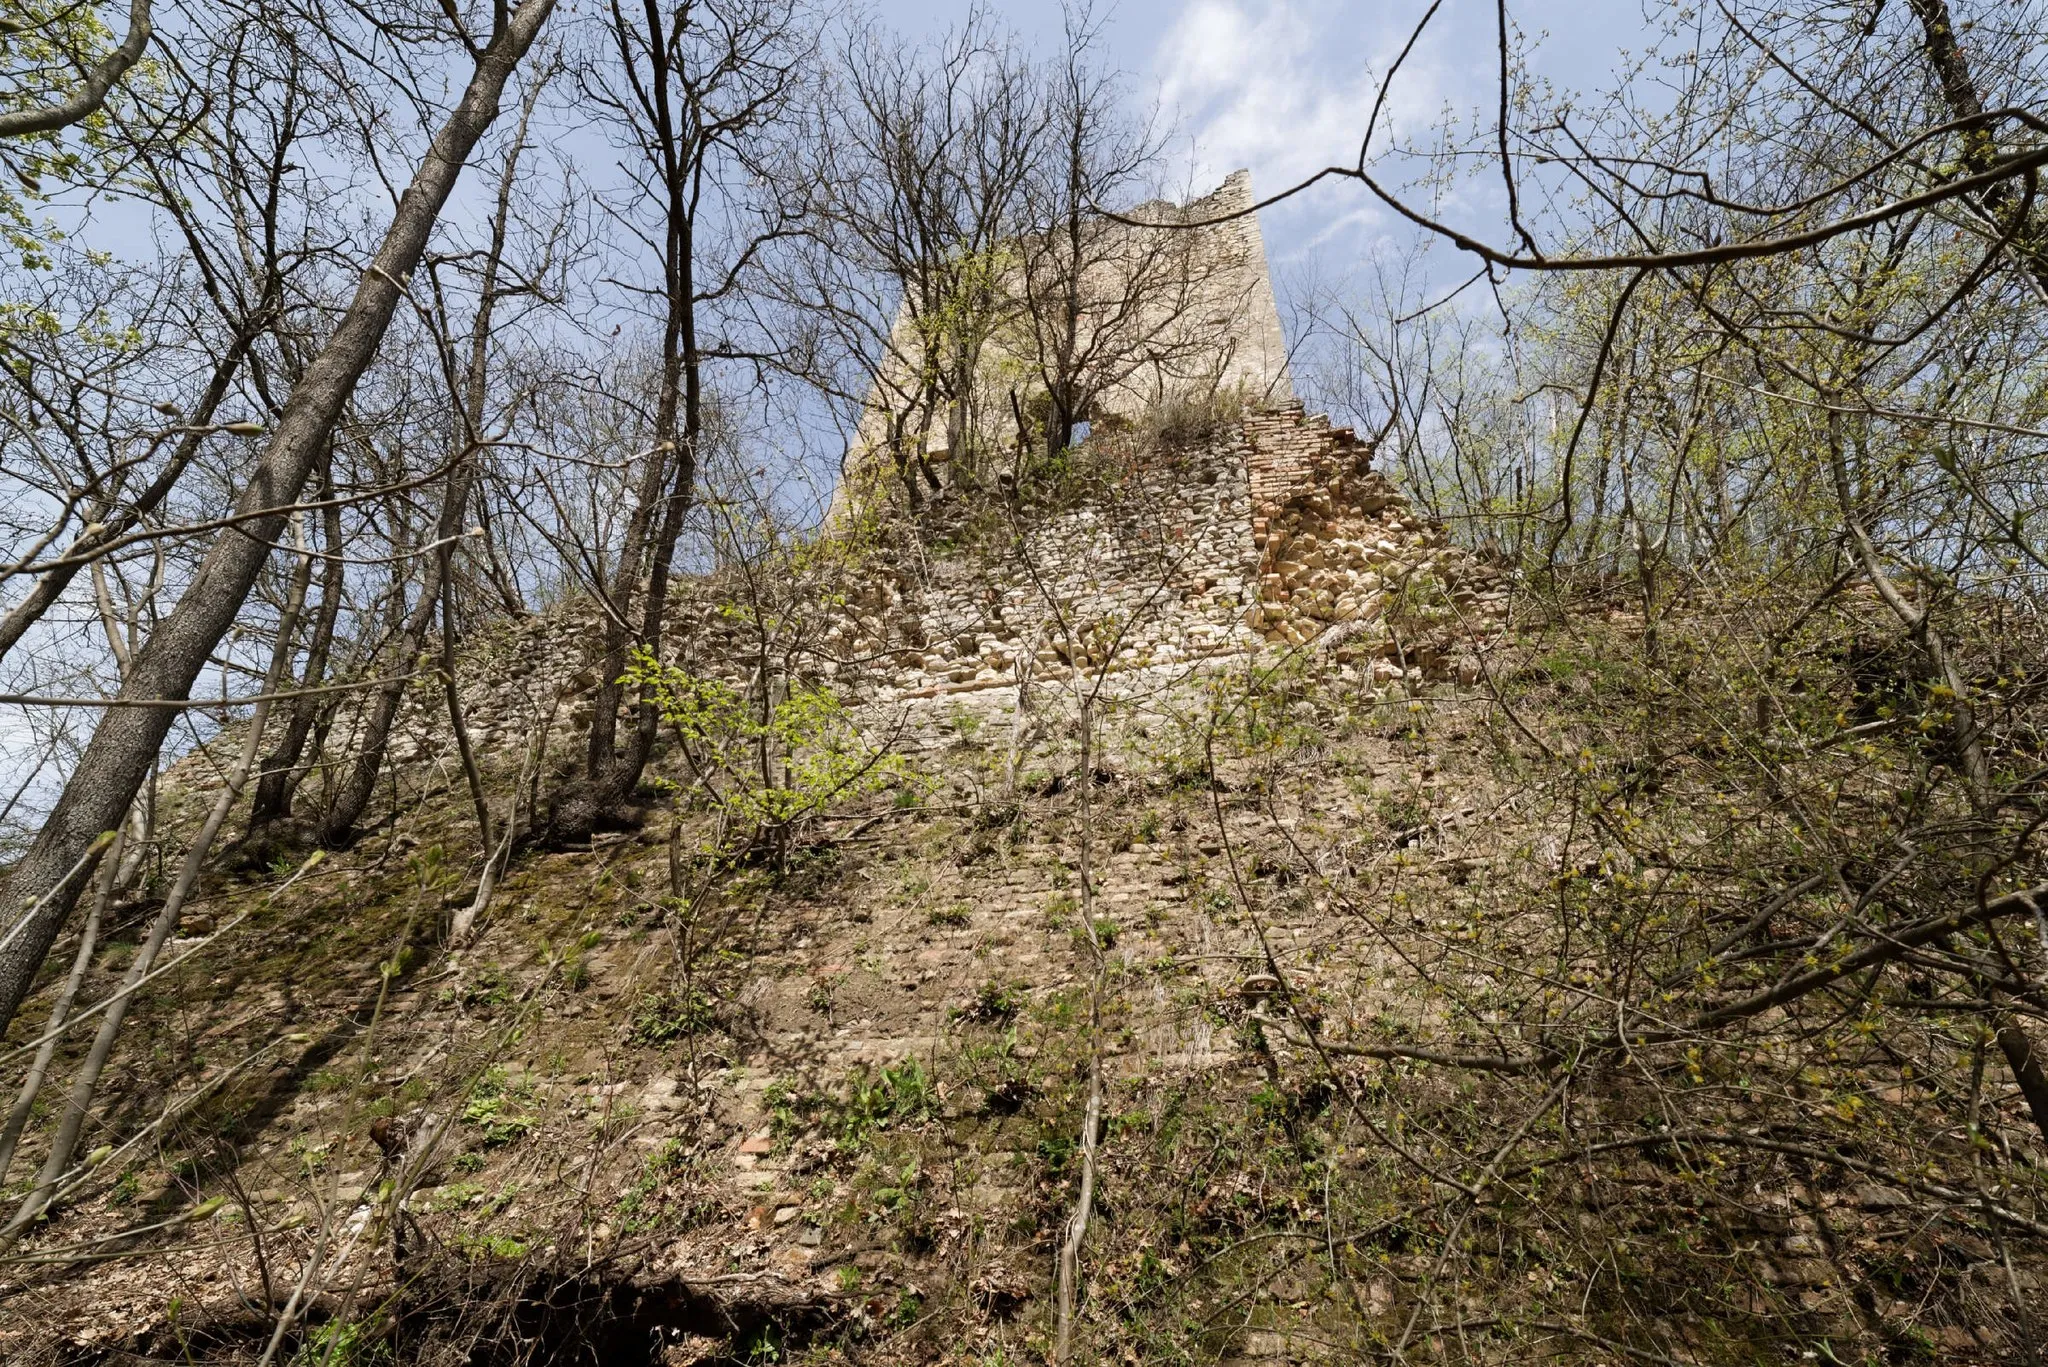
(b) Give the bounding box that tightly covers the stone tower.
[844,169,1295,487]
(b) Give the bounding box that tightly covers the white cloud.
[1149,0,1455,253]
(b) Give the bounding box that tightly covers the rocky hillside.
[1,410,2042,1367]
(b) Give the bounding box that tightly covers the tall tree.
[1013,5,1208,460]
[0,0,559,1037]
[546,0,808,842]
[315,60,562,848]
[789,11,1044,505]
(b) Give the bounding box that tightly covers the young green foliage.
[621,646,912,857]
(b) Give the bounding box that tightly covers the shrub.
[956,979,1025,1023]
[631,987,716,1044]
[1136,385,1246,450]
[460,1068,535,1148]
[621,647,912,863]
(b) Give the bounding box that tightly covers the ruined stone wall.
[1243,407,1501,674]
[806,403,1503,753]
[845,439,1262,703]
[854,405,1500,689]
[279,171,1508,794]
[1093,169,1294,417]
[357,406,1501,781]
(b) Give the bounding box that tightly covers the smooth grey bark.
[0,0,559,1039]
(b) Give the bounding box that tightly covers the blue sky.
[868,0,1649,286]
[61,1,1654,355]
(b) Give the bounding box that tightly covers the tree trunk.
[549,5,711,843]
[1,542,309,1247]
[0,831,115,1188]
[0,0,558,1038]
[317,69,544,848]
[317,456,484,847]
[249,466,344,828]
[569,419,669,841]
[1997,1014,2048,1149]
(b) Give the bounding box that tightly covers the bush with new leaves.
[621,646,911,862]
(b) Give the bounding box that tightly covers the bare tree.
[544,0,809,843]
[0,0,559,1037]
[0,2,329,670]
[783,10,1044,506]
[315,58,564,849]
[1272,0,2048,1298]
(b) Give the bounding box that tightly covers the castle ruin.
[845,170,1294,483]
[404,174,1501,766]
[807,172,1502,742]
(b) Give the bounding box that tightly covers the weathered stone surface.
[326,161,1500,786]
[848,169,1295,481]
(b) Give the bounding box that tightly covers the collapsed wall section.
[357,407,1503,778]
[1242,404,1505,675]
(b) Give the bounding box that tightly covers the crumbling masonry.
[366,175,1501,768]
[807,403,1502,746]
[802,171,1502,740]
